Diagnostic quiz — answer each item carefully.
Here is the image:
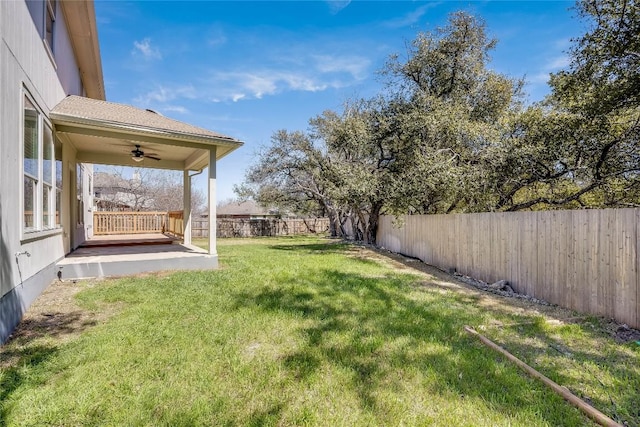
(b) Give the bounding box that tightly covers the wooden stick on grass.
[463,325,623,427]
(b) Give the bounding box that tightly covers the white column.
[208,147,217,255]
[183,170,192,246]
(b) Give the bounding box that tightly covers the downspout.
[189,169,204,179]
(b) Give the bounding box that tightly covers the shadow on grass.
[370,245,640,426]
[246,404,285,427]
[487,322,640,426]
[233,268,591,425]
[267,242,349,253]
[0,344,58,423]
[6,311,97,344]
[0,311,101,424]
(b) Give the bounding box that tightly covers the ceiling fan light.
[132,155,144,162]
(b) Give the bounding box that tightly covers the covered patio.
[56,234,212,279]
[51,96,242,279]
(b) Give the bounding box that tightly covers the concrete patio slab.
[57,242,217,279]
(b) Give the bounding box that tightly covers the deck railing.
[93,211,169,235]
[166,211,184,238]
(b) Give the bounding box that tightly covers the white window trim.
[21,89,61,241]
[42,0,58,69]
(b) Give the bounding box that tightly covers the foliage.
[241,12,522,242]
[550,0,639,115]
[235,130,342,233]
[241,2,640,243]
[536,0,640,209]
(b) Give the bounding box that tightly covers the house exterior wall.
[0,0,93,342]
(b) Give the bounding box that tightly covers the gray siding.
[0,0,91,342]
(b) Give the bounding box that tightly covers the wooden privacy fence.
[377,209,639,329]
[93,211,168,235]
[192,218,330,238]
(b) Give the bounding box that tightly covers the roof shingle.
[51,96,240,143]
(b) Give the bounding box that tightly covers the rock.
[489,279,509,290]
[504,285,515,294]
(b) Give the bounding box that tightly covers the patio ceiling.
[50,96,243,171]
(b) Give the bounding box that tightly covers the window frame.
[22,89,62,240]
[76,164,84,226]
[44,0,56,55]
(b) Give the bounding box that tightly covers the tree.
[240,4,640,244]
[534,0,640,208]
[550,0,639,115]
[241,12,524,243]
[235,130,344,236]
[94,167,206,213]
[413,0,640,212]
[379,11,524,215]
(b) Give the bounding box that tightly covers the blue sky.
[95,1,586,203]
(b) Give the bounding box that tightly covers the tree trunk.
[365,202,382,245]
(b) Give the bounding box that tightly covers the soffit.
[60,0,105,100]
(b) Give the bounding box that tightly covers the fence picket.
[377,209,640,329]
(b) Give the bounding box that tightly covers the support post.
[208,147,217,255]
[183,170,192,246]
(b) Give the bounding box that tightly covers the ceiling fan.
[130,144,161,162]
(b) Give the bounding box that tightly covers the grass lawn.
[1,237,638,426]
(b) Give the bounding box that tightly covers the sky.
[94,0,587,203]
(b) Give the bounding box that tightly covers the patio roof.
[51,96,243,171]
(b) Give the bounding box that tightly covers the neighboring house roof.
[217,200,278,217]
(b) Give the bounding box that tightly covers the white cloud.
[547,55,570,70]
[313,54,371,80]
[134,85,197,105]
[326,0,351,14]
[132,38,162,60]
[210,71,329,100]
[529,72,552,85]
[130,51,372,105]
[162,105,189,114]
[207,28,227,47]
[212,56,369,101]
[528,54,571,85]
[383,4,439,29]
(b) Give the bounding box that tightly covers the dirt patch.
[1,279,120,368]
[602,320,640,343]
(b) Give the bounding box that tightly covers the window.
[43,124,53,226]
[22,92,61,233]
[45,0,56,54]
[55,139,62,226]
[23,97,39,230]
[77,164,84,226]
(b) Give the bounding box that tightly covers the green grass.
[1,237,638,426]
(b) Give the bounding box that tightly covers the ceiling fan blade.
[146,155,162,161]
